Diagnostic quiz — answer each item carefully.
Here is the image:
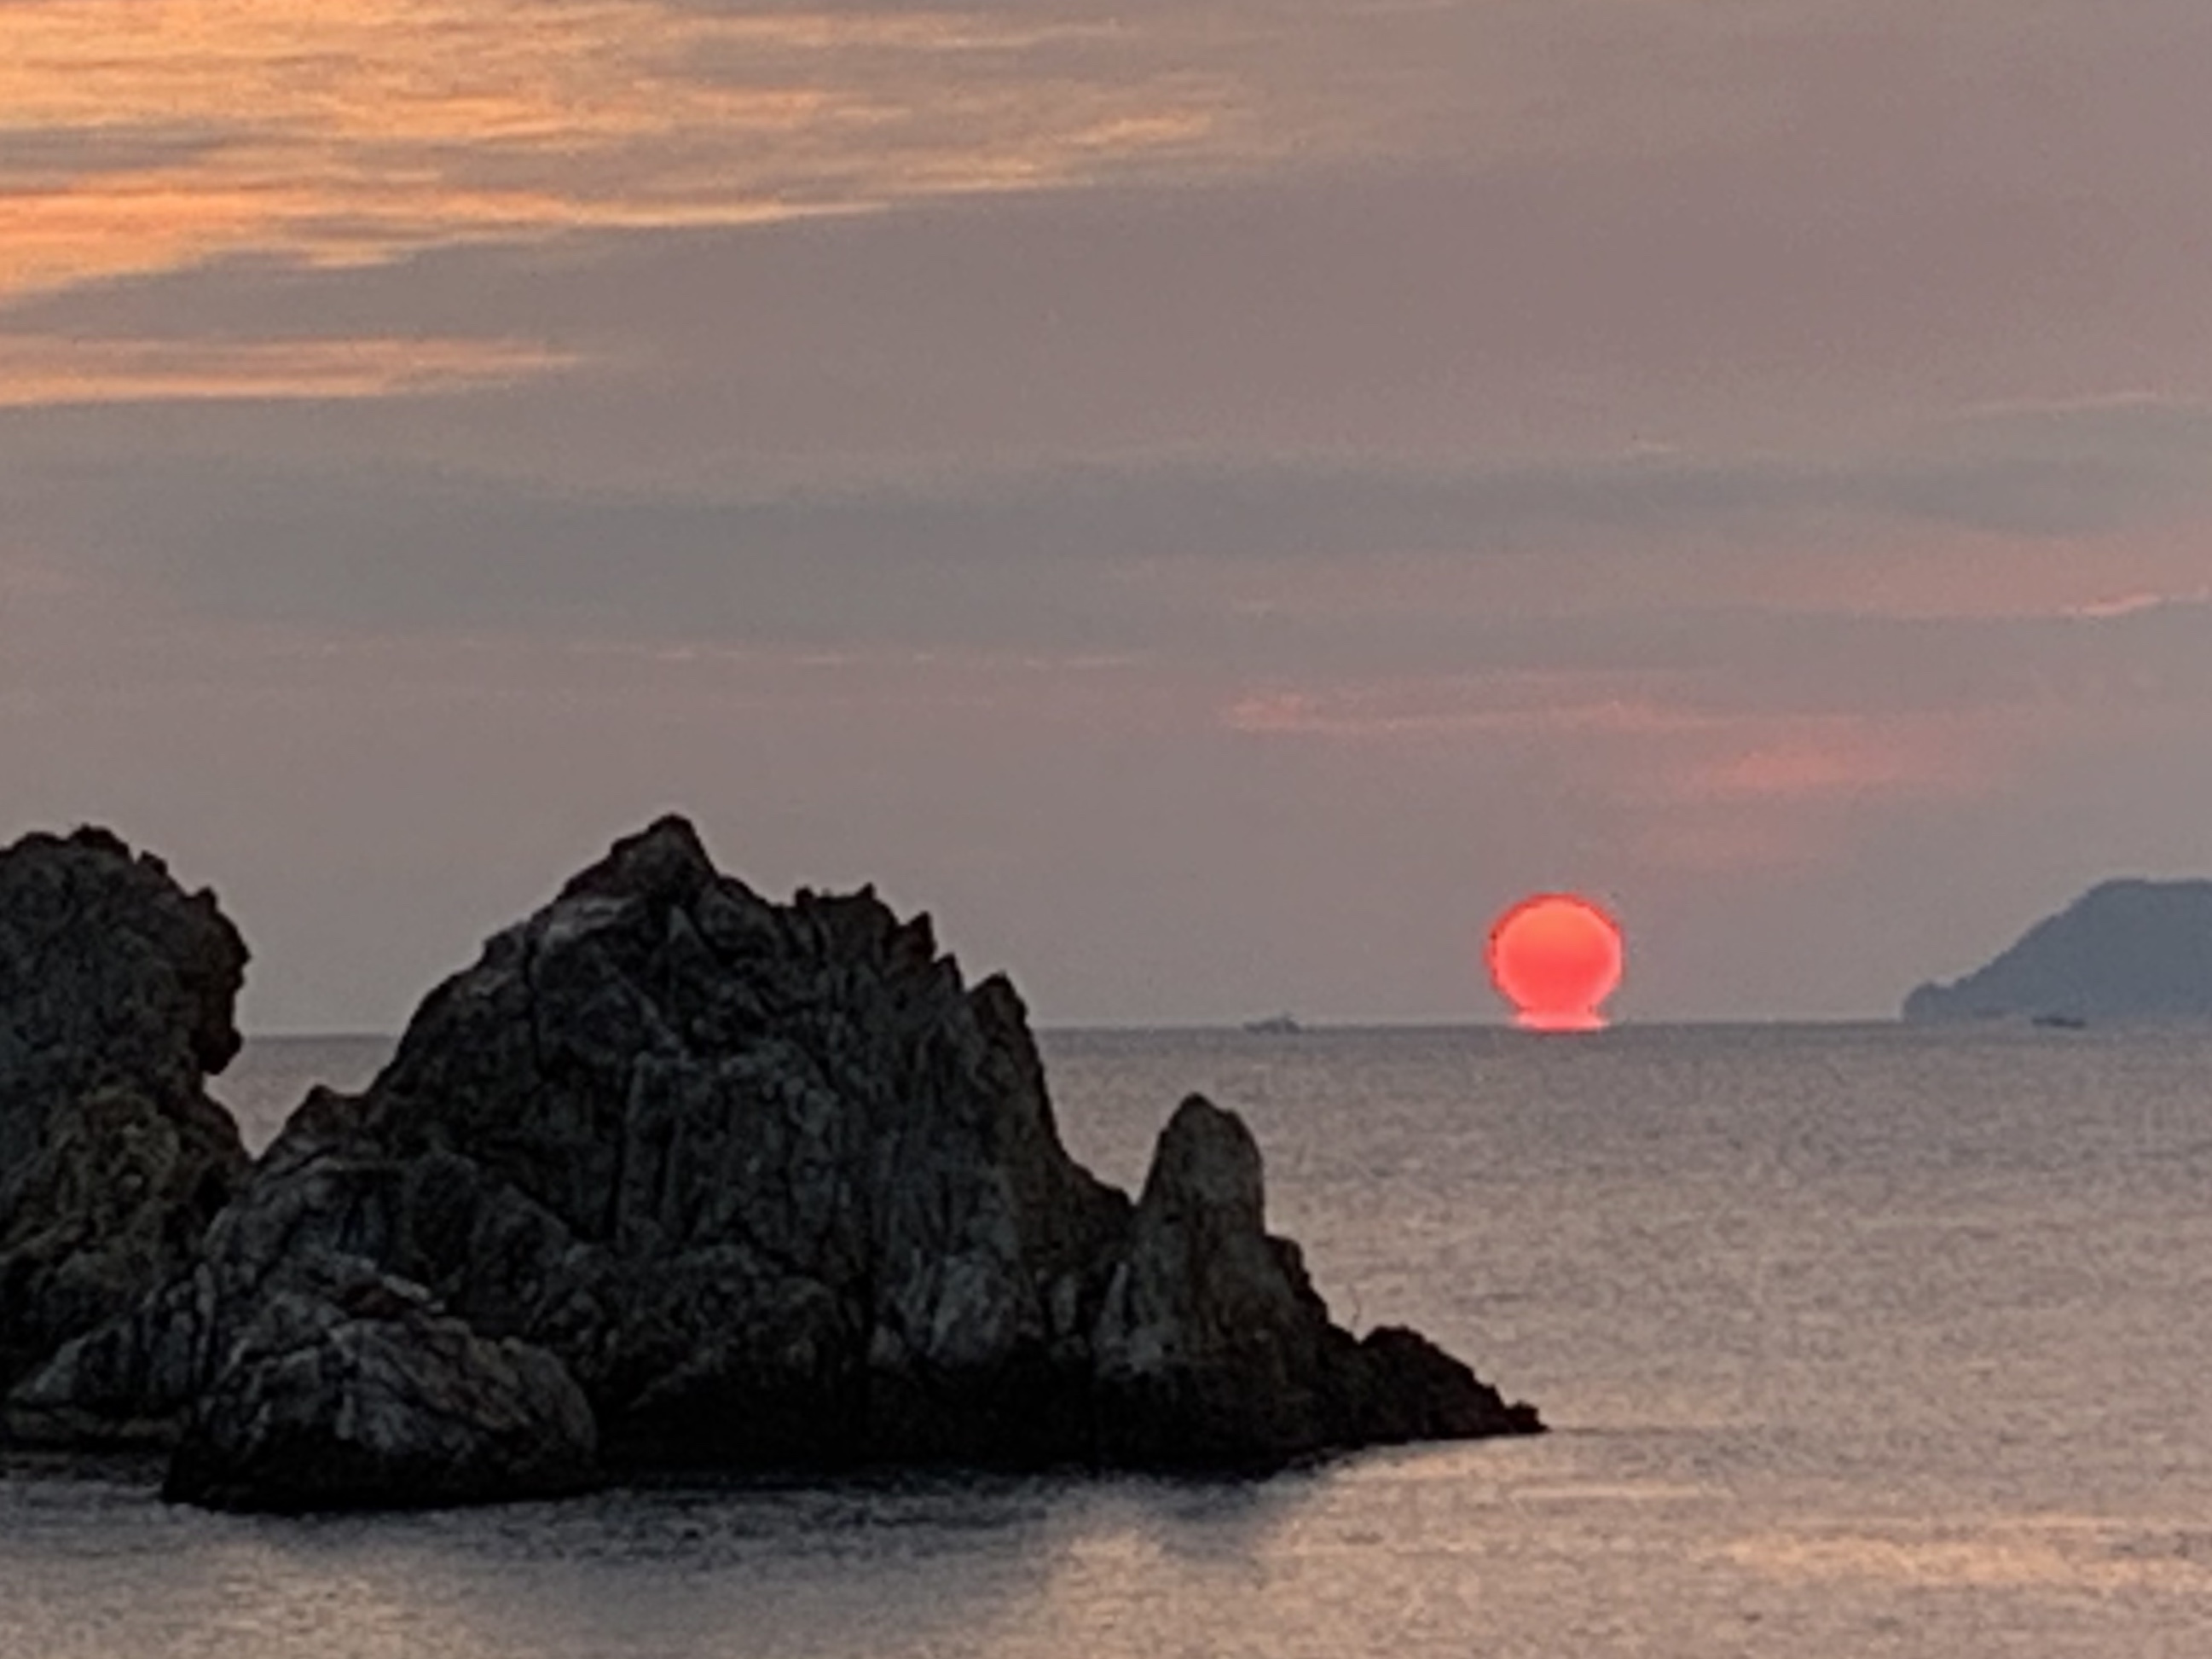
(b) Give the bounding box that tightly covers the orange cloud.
[0,0,1252,309]
[0,334,575,404]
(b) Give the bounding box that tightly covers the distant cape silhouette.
[1903,879,2212,1024]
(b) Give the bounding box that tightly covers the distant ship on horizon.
[1242,1012,1304,1035]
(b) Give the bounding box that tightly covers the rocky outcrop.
[1904,878,2212,1023]
[1094,1094,1332,1461]
[163,1267,596,1513]
[0,827,250,1394]
[1092,1098,1537,1463]
[12,815,1538,1506]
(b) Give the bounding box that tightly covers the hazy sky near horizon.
[5,0,2211,1030]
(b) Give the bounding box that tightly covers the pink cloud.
[1219,672,1713,741]
[1671,728,1989,805]
[1219,672,2037,876]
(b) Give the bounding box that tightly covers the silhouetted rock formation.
[162,1264,596,1512]
[11,815,1538,1509]
[1903,879,2212,1024]
[0,827,250,1395]
[1089,1096,1536,1460]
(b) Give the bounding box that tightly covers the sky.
[4,0,2211,1031]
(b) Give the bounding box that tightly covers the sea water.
[6,1023,2212,1657]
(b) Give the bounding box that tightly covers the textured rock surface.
[1904,878,2212,1023]
[14,815,1539,1505]
[1092,1096,1343,1460]
[0,827,250,1394]
[164,1266,596,1512]
[1092,1097,1537,1462]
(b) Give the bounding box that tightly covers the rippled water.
[9,1022,2212,1657]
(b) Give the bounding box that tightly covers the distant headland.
[1903,878,2212,1024]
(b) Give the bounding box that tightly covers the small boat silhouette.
[1243,1013,1303,1035]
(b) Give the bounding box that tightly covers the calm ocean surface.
[8,1022,2212,1657]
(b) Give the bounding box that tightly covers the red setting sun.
[1486,893,1625,1031]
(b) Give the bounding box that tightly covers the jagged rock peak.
[556,813,724,908]
[1140,1095,1266,1233]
